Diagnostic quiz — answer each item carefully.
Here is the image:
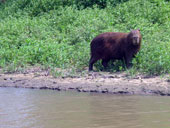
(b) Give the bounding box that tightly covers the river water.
[0,87,170,128]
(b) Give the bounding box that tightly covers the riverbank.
[0,67,170,96]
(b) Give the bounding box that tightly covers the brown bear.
[89,29,142,71]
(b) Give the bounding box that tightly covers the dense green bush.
[0,0,170,75]
[0,0,129,17]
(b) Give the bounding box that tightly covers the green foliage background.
[0,0,170,75]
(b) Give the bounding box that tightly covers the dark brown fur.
[89,29,142,71]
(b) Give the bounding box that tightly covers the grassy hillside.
[0,0,170,76]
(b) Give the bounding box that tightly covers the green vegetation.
[0,0,170,76]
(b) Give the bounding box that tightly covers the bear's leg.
[89,56,98,71]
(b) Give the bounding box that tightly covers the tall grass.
[0,0,170,75]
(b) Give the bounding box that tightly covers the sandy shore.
[0,68,170,96]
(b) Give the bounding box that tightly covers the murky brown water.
[0,87,170,128]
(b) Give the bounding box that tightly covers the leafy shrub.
[0,0,170,75]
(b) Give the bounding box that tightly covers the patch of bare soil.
[0,67,170,95]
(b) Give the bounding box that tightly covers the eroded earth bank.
[0,68,170,96]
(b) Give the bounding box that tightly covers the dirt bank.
[0,68,170,95]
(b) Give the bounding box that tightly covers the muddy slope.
[0,69,170,96]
